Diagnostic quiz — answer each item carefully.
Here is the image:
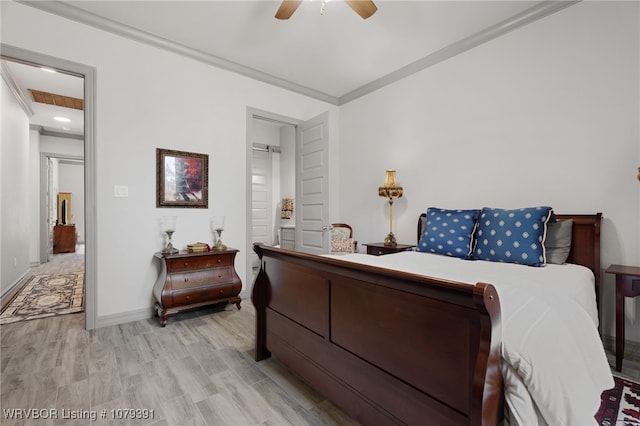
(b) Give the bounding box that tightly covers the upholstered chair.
[330,223,357,254]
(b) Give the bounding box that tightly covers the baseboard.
[603,335,640,363]
[1,271,31,311]
[95,307,153,328]
[95,294,252,329]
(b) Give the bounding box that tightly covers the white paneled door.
[251,147,271,268]
[296,112,330,255]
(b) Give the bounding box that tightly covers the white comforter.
[326,251,614,426]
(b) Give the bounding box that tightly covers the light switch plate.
[114,185,129,197]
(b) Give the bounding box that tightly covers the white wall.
[40,134,84,157]
[1,1,337,324]
[29,129,40,265]
[0,75,31,295]
[339,2,640,341]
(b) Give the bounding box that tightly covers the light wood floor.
[0,303,359,426]
[3,250,639,425]
[1,247,358,426]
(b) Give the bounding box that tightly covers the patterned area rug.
[0,272,84,325]
[596,375,640,425]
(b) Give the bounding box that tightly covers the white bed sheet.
[326,251,614,425]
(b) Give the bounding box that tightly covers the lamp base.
[384,232,397,246]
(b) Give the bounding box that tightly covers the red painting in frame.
[156,148,208,208]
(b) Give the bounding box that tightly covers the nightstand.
[364,242,415,256]
[605,264,640,371]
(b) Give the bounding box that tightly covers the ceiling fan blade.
[344,0,377,19]
[275,0,303,20]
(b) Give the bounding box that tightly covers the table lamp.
[378,169,403,246]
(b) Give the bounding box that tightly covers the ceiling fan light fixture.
[275,0,376,20]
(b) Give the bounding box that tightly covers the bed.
[251,211,613,425]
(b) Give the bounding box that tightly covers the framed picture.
[156,148,209,208]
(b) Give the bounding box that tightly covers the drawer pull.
[217,259,222,263]
[184,278,189,282]
[218,274,222,278]
[184,262,189,267]
[219,289,224,294]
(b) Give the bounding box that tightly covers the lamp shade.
[378,169,403,199]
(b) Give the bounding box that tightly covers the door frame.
[40,153,84,264]
[2,44,98,330]
[246,107,300,289]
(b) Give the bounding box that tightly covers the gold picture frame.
[156,148,209,208]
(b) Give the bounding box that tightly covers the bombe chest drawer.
[153,249,242,326]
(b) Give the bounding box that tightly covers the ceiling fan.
[275,0,377,20]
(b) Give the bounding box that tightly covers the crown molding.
[17,0,339,105]
[0,59,33,116]
[18,0,579,106]
[339,1,580,105]
[30,124,84,140]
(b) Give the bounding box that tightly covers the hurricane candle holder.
[161,216,179,254]
[211,216,227,250]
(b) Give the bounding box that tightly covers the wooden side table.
[605,264,640,371]
[364,242,415,256]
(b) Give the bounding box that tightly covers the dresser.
[153,249,242,326]
[53,224,77,253]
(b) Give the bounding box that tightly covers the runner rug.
[596,375,640,425]
[0,272,84,325]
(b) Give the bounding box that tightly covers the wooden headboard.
[417,212,602,287]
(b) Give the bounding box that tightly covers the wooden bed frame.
[251,213,601,425]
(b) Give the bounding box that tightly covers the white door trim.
[1,44,97,330]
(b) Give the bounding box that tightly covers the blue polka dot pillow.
[417,208,480,258]
[473,206,553,267]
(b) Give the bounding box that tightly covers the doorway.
[246,109,298,285]
[245,108,332,286]
[42,154,85,262]
[1,44,97,329]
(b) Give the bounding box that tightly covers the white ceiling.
[1,59,85,137]
[4,0,578,136]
